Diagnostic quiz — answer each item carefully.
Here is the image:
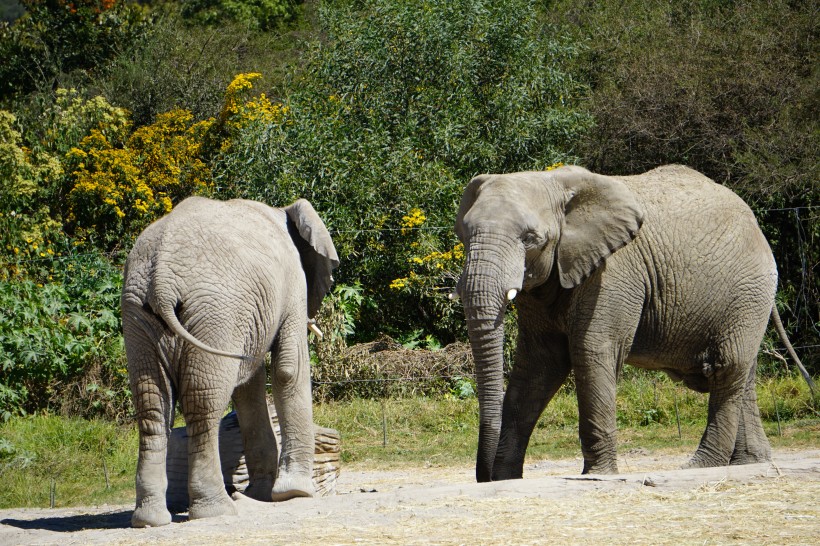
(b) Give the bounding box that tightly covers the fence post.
[673,386,682,440]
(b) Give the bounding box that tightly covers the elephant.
[121,196,339,527]
[453,164,812,482]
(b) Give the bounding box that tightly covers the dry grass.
[282,475,819,545]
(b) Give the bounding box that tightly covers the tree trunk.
[166,405,340,513]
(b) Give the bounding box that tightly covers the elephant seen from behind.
[453,164,809,482]
[122,196,338,527]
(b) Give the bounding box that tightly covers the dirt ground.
[1,448,818,545]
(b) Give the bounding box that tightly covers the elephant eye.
[522,230,541,247]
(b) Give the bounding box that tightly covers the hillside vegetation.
[0,0,817,420]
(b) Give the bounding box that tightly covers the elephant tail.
[154,290,253,361]
[770,307,816,396]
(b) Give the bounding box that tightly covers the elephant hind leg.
[684,343,753,469]
[730,362,771,465]
[232,364,277,502]
[270,321,315,501]
[180,354,239,520]
[126,337,175,527]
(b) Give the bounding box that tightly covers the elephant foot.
[682,451,729,469]
[132,499,172,528]
[189,493,238,520]
[244,476,275,502]
[581,460,618,474]
[729,448,771,466]
[271,471,314,502]
[491,463,524,481]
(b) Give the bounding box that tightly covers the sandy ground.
[1,448,818,545]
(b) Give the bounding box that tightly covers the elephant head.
[454,166,644,482]
[284,199,340,319]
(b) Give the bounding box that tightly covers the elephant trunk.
[461,233,523,482]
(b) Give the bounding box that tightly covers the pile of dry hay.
[311,336,475,401]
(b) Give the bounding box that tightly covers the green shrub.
[0,0,150,101]
[544,0,818,371]
[214,0,592,341]
[97,6,307,129]
[181,0,302,30]
[0,249,128,420]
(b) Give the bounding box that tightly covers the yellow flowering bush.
[62,74,290,247]
[400,207,427,235]
[209,72,289,154]
[391,242,464,292]
[0,110,63,280]
[387,206,465,341]
[66,108,213,247]
[45,88,132,154]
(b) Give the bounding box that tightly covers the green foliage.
[0,110,64,274]
[0,0,150,101]
[97,6,306,128]
[0,0,24,22]
[544,0,818,370]
[215,0,591,340]
[0,249,128,420]
[0,0,815,418]
[18,87,132,157]
[181,0,301,30]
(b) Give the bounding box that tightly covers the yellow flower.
[401,208,426,234]
[389,277,408,290]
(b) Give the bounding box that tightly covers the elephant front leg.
[270,322,315,501]
[493,332,571,480]
[232,364,278,501]
[573,346,620,474]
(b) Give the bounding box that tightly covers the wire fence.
[3,204,817,385]
[1,203,817,269]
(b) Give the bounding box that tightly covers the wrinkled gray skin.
[454,165,788,482]
[121,196,338,527]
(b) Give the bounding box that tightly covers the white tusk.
[506,289,518,301]
[448,291,459,301]
[308,322,324,339]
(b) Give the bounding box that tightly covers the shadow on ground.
[1,511,187,532]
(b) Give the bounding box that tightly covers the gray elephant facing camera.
[122,196,338,527]
[454,164,810,482]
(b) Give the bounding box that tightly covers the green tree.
[214,0,592,341]
[181,0,302,30]
[0,1,149,101]
[544,0,818,370]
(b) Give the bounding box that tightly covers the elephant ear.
[556,170,644,289]
[285,199,340,319]
[455,174,491,244]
